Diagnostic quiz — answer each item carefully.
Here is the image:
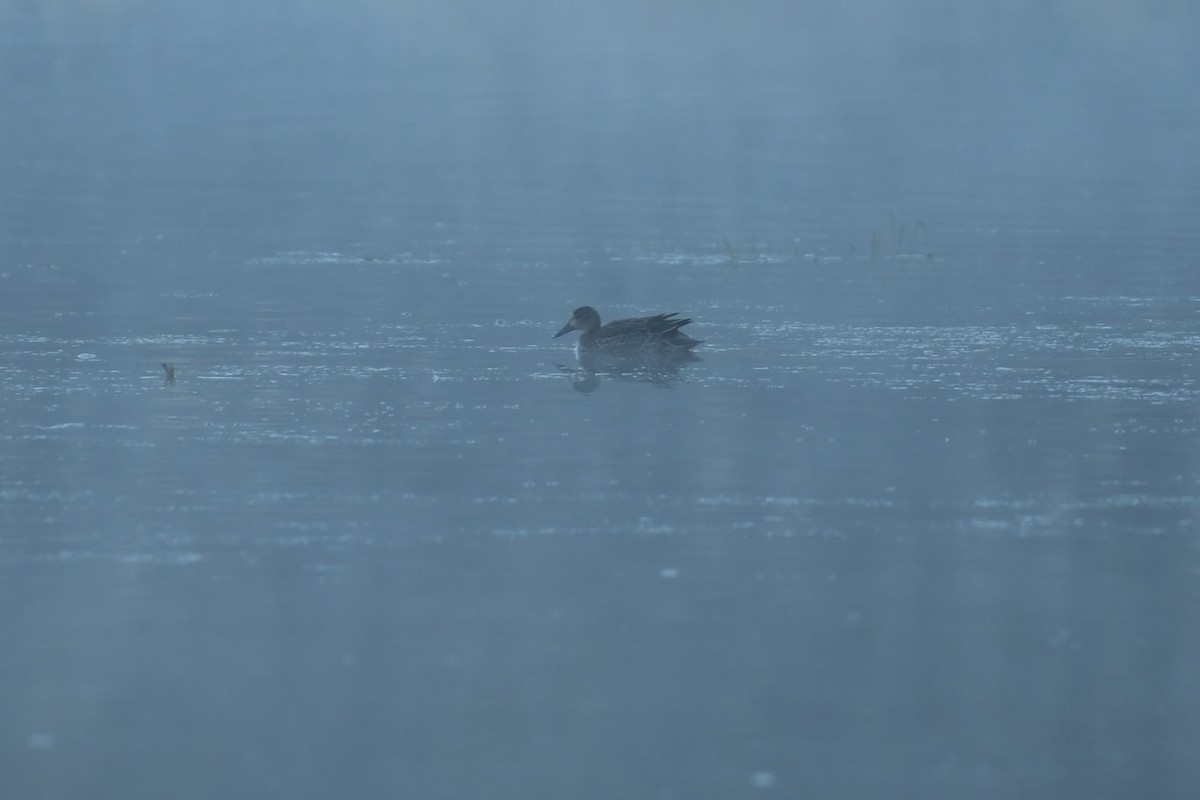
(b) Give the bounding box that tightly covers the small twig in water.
[722,237,738,266]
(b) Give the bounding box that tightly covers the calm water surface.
[3,2,1199,799]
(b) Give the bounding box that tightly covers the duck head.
[554,306,602,337]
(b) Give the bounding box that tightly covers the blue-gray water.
[3,2,1199,798]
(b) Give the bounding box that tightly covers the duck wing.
[600,313,703,350]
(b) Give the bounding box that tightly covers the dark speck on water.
[2,2,1199,799]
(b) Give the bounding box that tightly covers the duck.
[553,306,703,352]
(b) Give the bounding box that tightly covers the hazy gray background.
[2,1,1199,798]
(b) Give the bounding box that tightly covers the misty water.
[3,2,1199,798]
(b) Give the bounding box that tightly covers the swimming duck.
[553,306,702,352]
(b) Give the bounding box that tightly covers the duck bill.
[553,321,574,338]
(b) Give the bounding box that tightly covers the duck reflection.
[557,349,702,393]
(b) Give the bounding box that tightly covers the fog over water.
[2,2,1199,798]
